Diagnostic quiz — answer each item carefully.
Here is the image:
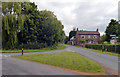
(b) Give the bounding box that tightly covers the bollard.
[22,48,23,55]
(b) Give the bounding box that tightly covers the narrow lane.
[65,45,119,72]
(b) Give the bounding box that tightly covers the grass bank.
[73,45,120,57]
[1,44,66,53]
[13,52,105,74]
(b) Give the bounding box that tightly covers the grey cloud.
[31,0,118,36]
[70,1,118,33]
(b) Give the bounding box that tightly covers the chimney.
[77,28,78,31]
[96,28,98,32]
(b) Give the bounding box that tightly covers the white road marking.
[2,55,11,57]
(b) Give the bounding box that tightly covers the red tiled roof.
[78,31,100,35]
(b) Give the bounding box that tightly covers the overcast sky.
[30,0,119,36]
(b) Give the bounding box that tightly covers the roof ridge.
[78,30,100,35]
[79,31,97,32]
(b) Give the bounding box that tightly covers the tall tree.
[105,19,119,42]
[2,2,25,49]
[37,10,65,46]
[2,2,65,49]
[68,28,76,40]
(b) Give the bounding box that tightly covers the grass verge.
[13,52,105,74]
[73,45,120,57]
[1,44,66,53]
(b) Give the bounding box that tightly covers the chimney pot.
[77,28,78,31]
[96,28,98,32]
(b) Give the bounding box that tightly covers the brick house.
[69,28,100,46]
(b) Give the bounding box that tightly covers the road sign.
[112,37,118,38]
[110,35,116,37]
[110,40,115,44]
[110,35,118,53]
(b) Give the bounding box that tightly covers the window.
[93,35,97,38]
[88,35,91,38]
[81,35,85,38]
[91,40,93,43]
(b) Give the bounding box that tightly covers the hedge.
[85,44,120,54]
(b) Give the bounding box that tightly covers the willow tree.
[2,2,25,49]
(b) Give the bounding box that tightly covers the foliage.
[105,19,120,42]
[68,28,76,40]
[74,45,119,57]
[100,35,106,43]
[1,44,66,53]
[2,2,26,49]
[85,44,120,54]
[2,2,65,49]
[79,40,85,43]
[64,36,69,44]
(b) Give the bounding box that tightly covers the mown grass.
[13,52,105,74]
[73,45,120,57]
[1,44,66,53]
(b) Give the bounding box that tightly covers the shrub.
[17,42,49,49]
[85,44,120,54]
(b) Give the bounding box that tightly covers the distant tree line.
[2,2,65,49]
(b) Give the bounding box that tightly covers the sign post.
[110,35,118,53]
[102,43,104,52]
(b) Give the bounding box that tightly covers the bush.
[85,44,120,54]
[17,42,49,49]
[2,42,60,50]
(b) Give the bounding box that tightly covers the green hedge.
[14,42,48,49]
[85,44,120,54]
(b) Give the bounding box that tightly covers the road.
[2,48,85,76]
[2,56,79,75]
[2,45,119,75]
[64,45,119,74]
